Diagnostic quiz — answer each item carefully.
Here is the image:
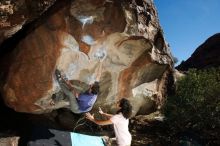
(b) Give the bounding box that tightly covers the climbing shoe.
[55,69,62,81]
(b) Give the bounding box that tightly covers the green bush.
[163,68,220,141]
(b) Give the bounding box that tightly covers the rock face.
[177,33,220,71]
[0,0,173,115]
[0,136,19,146]
[0,0,56,45]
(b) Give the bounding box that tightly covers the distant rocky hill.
[176,33,220,71]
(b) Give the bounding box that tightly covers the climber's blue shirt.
[77,93,97,112]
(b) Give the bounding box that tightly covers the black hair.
[117,98,132,119]
[91,81,100,95]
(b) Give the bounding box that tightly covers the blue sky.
[154,0,220,65]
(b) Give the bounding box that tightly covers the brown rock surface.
[0,0,56,44]
[0,0,173,114]
[0,136,19,146]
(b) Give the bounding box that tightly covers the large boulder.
[0,0,173,115]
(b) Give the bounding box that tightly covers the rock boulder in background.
[176,33,220,71]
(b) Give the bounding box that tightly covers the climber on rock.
[53,63,103,114]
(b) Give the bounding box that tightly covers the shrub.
[162,68,220,143]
